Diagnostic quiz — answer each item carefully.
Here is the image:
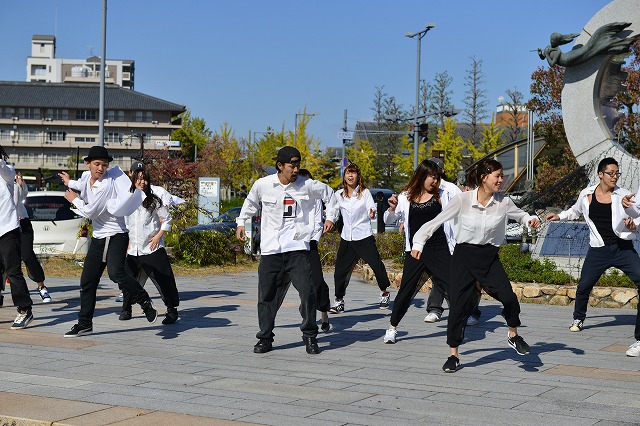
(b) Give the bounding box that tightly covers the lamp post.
[406,23,435,170]
[293,112,318,148]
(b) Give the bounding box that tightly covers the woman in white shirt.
[411,159,540,372]
[329,163,391,313]
[382,159,458,344]
[121,169,180,325]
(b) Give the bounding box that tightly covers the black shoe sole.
[254,346,272,354]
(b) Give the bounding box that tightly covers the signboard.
[154,140,181,147]
[197,177,220,224]
[337,131,354,140]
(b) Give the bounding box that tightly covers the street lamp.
[406,23,435,170]
[293,112,318,148]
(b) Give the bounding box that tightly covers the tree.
[466,114,504,162]
[612,40,640,156]
[431,118,464,179]
[171,110,212,161]
[346,139,380,187]
[426,71,454,129]
[503,88,525,142]
[369,86,406,188]
[462,57,489,147]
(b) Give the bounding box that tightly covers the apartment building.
[27,35,135,89]
[0,81,185,174]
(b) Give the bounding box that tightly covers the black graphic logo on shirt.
[283,195,297,219]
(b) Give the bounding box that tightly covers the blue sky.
[0,0,613,149]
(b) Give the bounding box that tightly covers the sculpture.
[538,22,637,67]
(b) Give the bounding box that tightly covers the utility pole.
[342,109,348,178]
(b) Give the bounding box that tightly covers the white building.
[27,35,135,90]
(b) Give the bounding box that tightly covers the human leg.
[331,238,359,312]
[426,276,447,319]
[284,251,318,343]
[77,237,107,328]
[389,253,426,328]
[354,236,391,292]
[256,254,283,343]
[573,247,611,325]
[611,247,640,343]
[0,228,33,328]
[19,219,48,300]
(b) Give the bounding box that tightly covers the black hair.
[466,159,502,189]
[298,168,313,179]
[129,169,162,212]
[597,157,618,173]
[400,159,442,203]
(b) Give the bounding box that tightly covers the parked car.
[183,207,241,234]
[25,191,90,255]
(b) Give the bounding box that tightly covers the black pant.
[426,274,481,319]
[309,240,330,312]
[334,236,390,299]
[20,218,45,284]
[573,244,640,340]
[122,248,180,312]
[78,233,151,327]
[0,228,33,311]
[257,251,317,340]
[447,243,521,348]
[390,244,451,327]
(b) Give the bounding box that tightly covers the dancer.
[236,146,336,354]
[59,146,158,337]
[411,159,540,372]
[12,172,50,302]
[120,168,180,325]
[546,157,640,357]
[329,163,391,313]
[382,158,458,343]
[0,156,35,329]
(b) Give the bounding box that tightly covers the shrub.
[318,230,405,268]
[173,230,237,266]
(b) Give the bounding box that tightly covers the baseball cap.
[130,161,146,172]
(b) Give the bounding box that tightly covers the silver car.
[25,191,90,255]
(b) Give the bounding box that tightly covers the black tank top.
[408,197,446,248]
[589,191,630,247]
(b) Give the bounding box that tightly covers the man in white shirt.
[0,155,35,329]
[236,146,336,354]
[59,146,158,337]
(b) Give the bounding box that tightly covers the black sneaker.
[507,333,531,355]
[141,300,157,323]
[64,323,93,338]
[11,309,33,330]
[119,310,132,321]
[162,308,179,325]
[254,338,273,353]
[379,291,390,309]
[442,355,460,373]
[321,321,331,332]
[303,336,320,354]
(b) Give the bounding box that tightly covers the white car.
[25,191,90,255]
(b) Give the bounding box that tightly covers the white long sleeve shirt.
[68,167,145,239]
[412,189,536,252]
[0,160,19,238]
[334,186,375,241]
[12,179,28,220]
[558,184,638,247]
[125,203,172,255]
[151,184,185,207]
[384,179,461,253]
[236,174,336,255]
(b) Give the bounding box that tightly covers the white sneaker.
[383,328,397,344]
[424,312,441,323]
[466,316,479,326]
[626,340,640,357]
[38,286,51,303]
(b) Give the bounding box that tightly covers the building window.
[18,108,41,119]
[20,130,38,141]
[0,108,14,119]
[45,109,69,120]
[133,111,152,122]
[0,130,11,140]
[107,110,124,122]
[75,137,96,143]
[105,132,123,145]
[31,65,47,76]
[48,131,66,142]
[75,109,97,121]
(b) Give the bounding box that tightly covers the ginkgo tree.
[430,118,465,180]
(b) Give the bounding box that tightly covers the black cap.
[427,157,444,170]
[84,146,113,162]
[130,161,146,172]
[275,146,301,164]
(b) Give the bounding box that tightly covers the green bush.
[318,230,405,267]
[173,230,239,266]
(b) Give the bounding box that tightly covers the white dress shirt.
[126,203,172,255]
[236,174,336,255]
[13,179,28,220]
[0,160,19,238]
[384,179,461,253]
[68,167,145,239]
[558,184,638,247]
[334,186,375,241]
[151,184,185,207]
[412,188,536,253]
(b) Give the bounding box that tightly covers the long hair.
[341,163,365,198]
[401,159,442,203]
[130,170,162,212]
[466,159,502,189]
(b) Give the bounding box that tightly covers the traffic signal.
[419,123,429,143]
[408,133,414,143]
[329,157,341,163]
